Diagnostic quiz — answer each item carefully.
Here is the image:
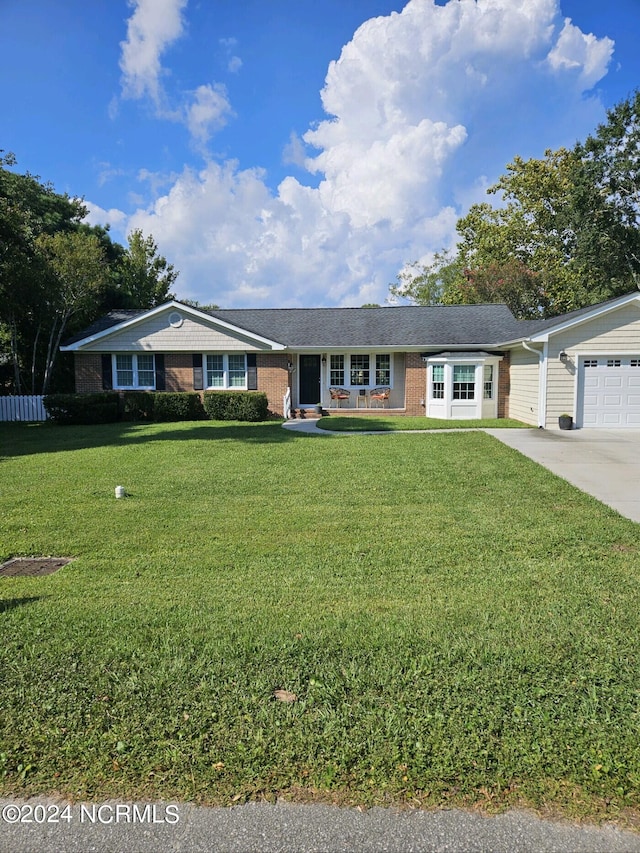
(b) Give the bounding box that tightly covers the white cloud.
[82,201,128,230]
[119,0,188,105]
[118,0,233,149]
[185,83,234,148]
[547,18,614,89]
[100,0,615,308]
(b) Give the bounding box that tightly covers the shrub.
[122,391,155,421]
[152,392,205,422]
[43,392,120,425]
[203,391,269,422]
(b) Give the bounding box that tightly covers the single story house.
[61,291,640,428]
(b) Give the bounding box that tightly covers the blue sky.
[2,0,639,308]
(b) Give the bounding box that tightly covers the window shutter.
[101,355,113,390]
[247,353,257,390]
[155,354,165,391]
[192,354,204,390]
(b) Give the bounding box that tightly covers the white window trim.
[204,353,248,390]
[329,352,394,389]
[112,353,156,390]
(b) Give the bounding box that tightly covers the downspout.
[522,340,547,428]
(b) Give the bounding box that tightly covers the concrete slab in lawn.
[487,429,640,523]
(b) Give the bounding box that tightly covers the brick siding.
[497,352,510,419]
[75,354,103,393]
[404,352,426,416]
[74,352,290,416]
[256,353,289,416]
[75,350,508,421]
[165,354,193,392]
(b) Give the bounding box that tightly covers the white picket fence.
[0,395,48,422]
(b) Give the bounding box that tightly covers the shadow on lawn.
[0,421,296,459]
[0,597,45,613]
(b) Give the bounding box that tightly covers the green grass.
[317,415,531,431]
[1,420,640,822]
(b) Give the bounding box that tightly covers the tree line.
[390,90,640,319]
[0,152,178,395]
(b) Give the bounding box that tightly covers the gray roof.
[66,294,639,350]
[207,304,528,347]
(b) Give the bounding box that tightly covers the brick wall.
[404,352,426,416]
[165,354,193,392]
[75,354,103,393]
[497,352,510,419]
[256,353,289,416]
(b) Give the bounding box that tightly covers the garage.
[580,356,640,427]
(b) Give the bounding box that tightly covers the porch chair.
[370,387,390,408]
[329,387,351,408]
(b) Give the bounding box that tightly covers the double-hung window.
[350,354,370,386]
[483,364,494,399]
[114,354,155,389]
[330,355,345,386]
[375,354,391,386]
[452,364,475,400]
[431,364,444,399]
[205,354,247,389]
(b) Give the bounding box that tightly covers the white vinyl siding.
[83,310,269,352]
[508,347,540,426]
[544,302,640,428]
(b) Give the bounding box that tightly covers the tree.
[118,229,177,308]
[447,260,549,319]
[454,148,591,315]
[35,231,109,393]
[179,298,220,312]
[389,250,464,305]
[392,90,640,319]
[573,90,640,293]
[0,153,87,392]
[0,156,181,392]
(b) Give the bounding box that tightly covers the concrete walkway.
[283,420,640,523]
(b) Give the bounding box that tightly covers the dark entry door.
[299,355,321,405]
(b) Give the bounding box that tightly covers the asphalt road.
[2,799,640,852]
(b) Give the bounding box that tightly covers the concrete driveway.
[487,428,640,523]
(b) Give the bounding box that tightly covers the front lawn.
[317,415,530,431]
[1,421,640,822]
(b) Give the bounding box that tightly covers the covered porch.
[292,351,407,413]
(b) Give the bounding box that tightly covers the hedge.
[152,392,205,422]
[43,392,120,425]
[44,390,269,425]
[203,391,269,422]
[122,391,155,421]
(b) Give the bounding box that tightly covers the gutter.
[522,340,547,428]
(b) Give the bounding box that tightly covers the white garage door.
[581,357,640,427]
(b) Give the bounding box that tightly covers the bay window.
[426,354,501,419]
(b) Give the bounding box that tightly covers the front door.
[299,355,321,405]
